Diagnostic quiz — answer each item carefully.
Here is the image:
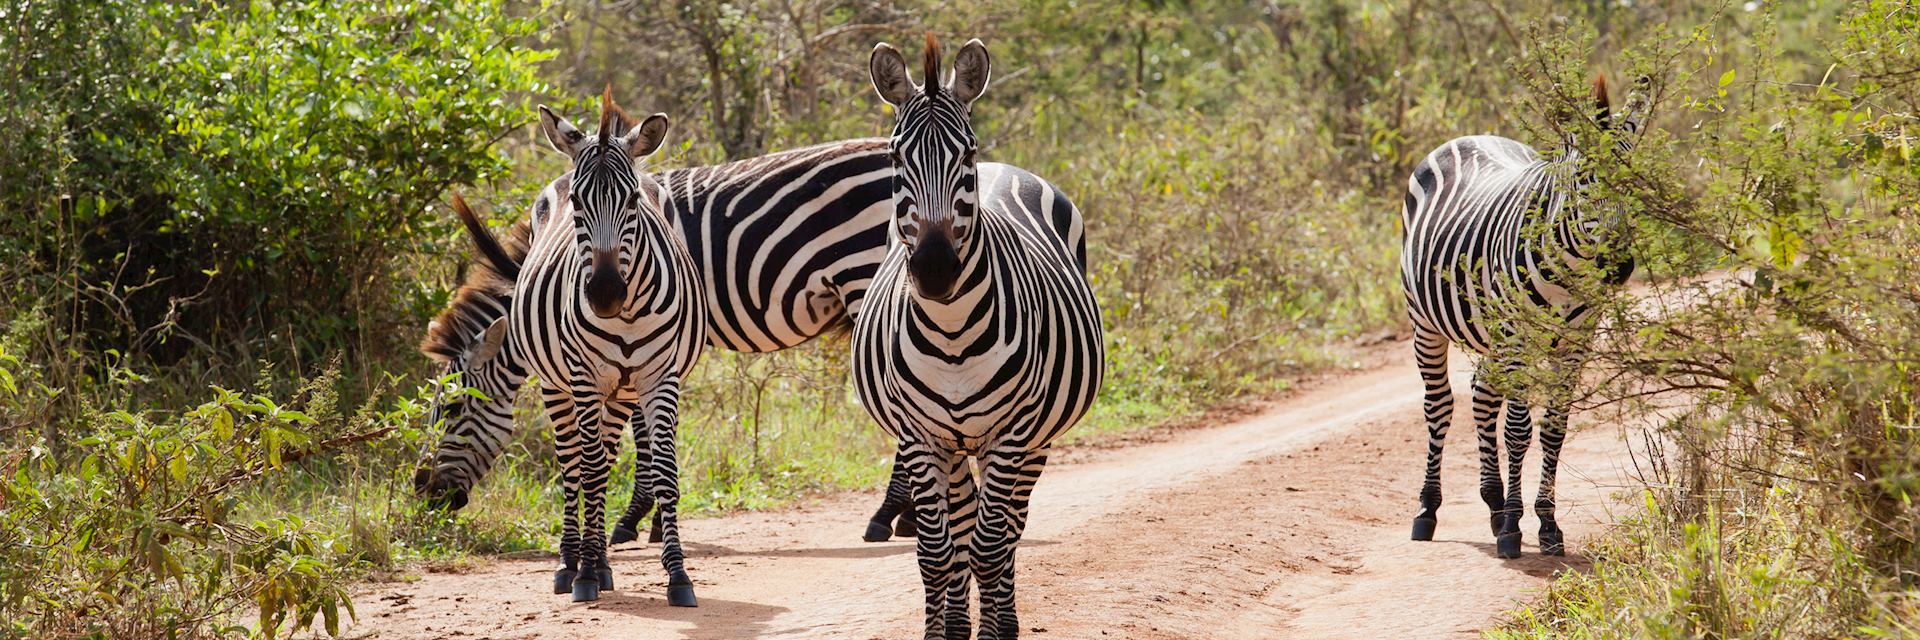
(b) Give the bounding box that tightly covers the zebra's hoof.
[863,518,895,542]
[1411,516,1437,541]
[553,568,577,595]
[1540,531,1565,556]
[612,525,641,546]
[893,512,916,538]
[649,522,664,544]
[667,575,698,608]
[571,575,602,602]
[1495,532,1523,559]
[596,566,614,591]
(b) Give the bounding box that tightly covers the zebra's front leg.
[1496,396,1534,559]
[1410,327,1454,541]
[569,392,624,602]
[542,387,584,595]
[903,445,970,640]
[1535,404,1570,556]
[1470,364,1507,539]
[644,378,698,607]
[865,449,917,542]
[973,448,1048,640]
[612,422,660,546]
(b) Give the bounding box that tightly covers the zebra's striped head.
[870,34,991,302]
[1570,74,1654,274]
[414,314,509,510]
[537,89,670,319]
[1590,74,1653,156]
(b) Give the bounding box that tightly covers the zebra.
[413,142,1088,545]
[853,36,1103,640]
[496,89,707,604]
[1401,75,1647,559]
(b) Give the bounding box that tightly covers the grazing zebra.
[501,89,707,604]
[412,213,532,513]
[414,142,1088,544]
[1401,76,1646,559]
[854,36,1103,640]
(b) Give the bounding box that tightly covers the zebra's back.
[1400,135,1567,354]
[660,140,893,351]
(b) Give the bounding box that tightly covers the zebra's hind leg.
[973,448,1047,640]
[1496,396,1534,559]
[1535,405,1570,556]
[1410,327,1454,542]
[643,378,698,607]
[543,387,583,595]
[1470,364,1507,539]
[612,435,657,546]
[865,449,915,542]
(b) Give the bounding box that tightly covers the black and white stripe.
[500,92,707,604]
[1401,76,1646,559]
[414,142,1086,543]
[854,37,1103,640]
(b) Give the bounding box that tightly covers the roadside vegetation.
[2,0,1914,637]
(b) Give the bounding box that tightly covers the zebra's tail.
[450,193,522,282]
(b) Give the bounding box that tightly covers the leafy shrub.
[0,369,430,639]
[0,0,548,373]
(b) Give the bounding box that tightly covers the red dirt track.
[341,341,1646,639]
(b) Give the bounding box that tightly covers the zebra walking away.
[413,141,1087,544]
[1401,75,1647,559]
[498,89,707,604]
[854,36,1104,640]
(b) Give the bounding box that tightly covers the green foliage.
[0,0,548,375]
[1497,2,1920,636]
[0,368,429,639]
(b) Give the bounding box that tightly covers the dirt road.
[345,341,1648,639]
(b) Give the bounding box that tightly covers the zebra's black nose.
[413,467,471,511]
[585,258,625,318]
[908,229,962,301]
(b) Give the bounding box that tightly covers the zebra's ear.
[620,113,670,160]
[949,39,991,107]
[870,42,915,107]
[471,317,508,369]
[538,105,586,157]
[1622,75,1653,130]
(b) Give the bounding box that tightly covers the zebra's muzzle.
[907,228,962,301]
[584,251,625,318]
[413,466,471,511]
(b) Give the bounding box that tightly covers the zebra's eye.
[961,148,976,165]
[889,150,904,165]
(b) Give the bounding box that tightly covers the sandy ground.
[339,339,1651,639]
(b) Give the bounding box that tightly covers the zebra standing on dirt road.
[493,89,707,604]
[413,141,1088,546]
[1400,76,1647,559]
[853,36,1104,640]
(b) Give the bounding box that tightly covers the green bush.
[1497,2,1920,636]
[0,0,548,374]
[0,369,430,639]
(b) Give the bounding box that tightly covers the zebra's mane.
[419,218,533,363]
